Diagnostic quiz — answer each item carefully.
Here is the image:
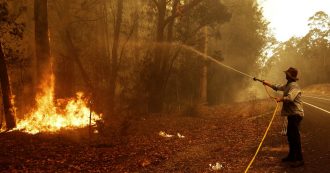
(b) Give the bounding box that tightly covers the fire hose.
[243,79,330,172]
[244,103,279,173]
[177,45,330,172]
[185,48,281,171]
[244,77,279,173]
[182,45,282,172]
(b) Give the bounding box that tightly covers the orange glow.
[15,74,101,134]
[10,94,17,118]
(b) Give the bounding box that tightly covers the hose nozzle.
[253,77,264,83]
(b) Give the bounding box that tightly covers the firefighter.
[255,67,304,167]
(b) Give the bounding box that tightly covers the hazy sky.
[258,0,330,42]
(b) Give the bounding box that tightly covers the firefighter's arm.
[253,77,279,91]
[261,80,273,88]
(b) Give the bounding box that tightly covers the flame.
[15,74,102,134]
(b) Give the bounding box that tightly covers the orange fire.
[15,74,102,134]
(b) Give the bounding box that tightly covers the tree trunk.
[55,58,75,98]
[108,0,124,118]
[65,31,93,92]
[167,0,179,43]
[55,28,76,98]
[149,6,178,113]
[148,0,166,113]
[35,0,51,86]
[0,43,16,129]
[200,27,208,104]
[148,0,203,113]
[52,2,80,99]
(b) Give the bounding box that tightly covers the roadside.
[1,84,329,173]
[0,99,277,172]
[303,83,330,97]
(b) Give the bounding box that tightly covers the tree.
[51,0,76,98]
[264,11,330,86]
[301,11,330,83]
[0,1,24,129]
[145,0,231,112]
[207,0,269,103]
[34,0,51,87]
[308,11,330,32]
[0,43,16,129]
[50,0,94,98]
[108,0,124,117]
[146,0,205,112]
[50,0,139,119]
[182,0,231,105]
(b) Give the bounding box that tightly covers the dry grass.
[303,83,330,96]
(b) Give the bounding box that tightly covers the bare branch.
[68,16,105,26]
[164,0,204,27]
[152,0,160,10]
[118,15,139,67]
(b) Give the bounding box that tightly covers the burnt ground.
[0,98,329,173]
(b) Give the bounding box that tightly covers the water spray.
[178,44,255,79]
[119,40,256,79]
[173,42,280,173]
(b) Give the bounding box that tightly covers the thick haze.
[259,0,330,42]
